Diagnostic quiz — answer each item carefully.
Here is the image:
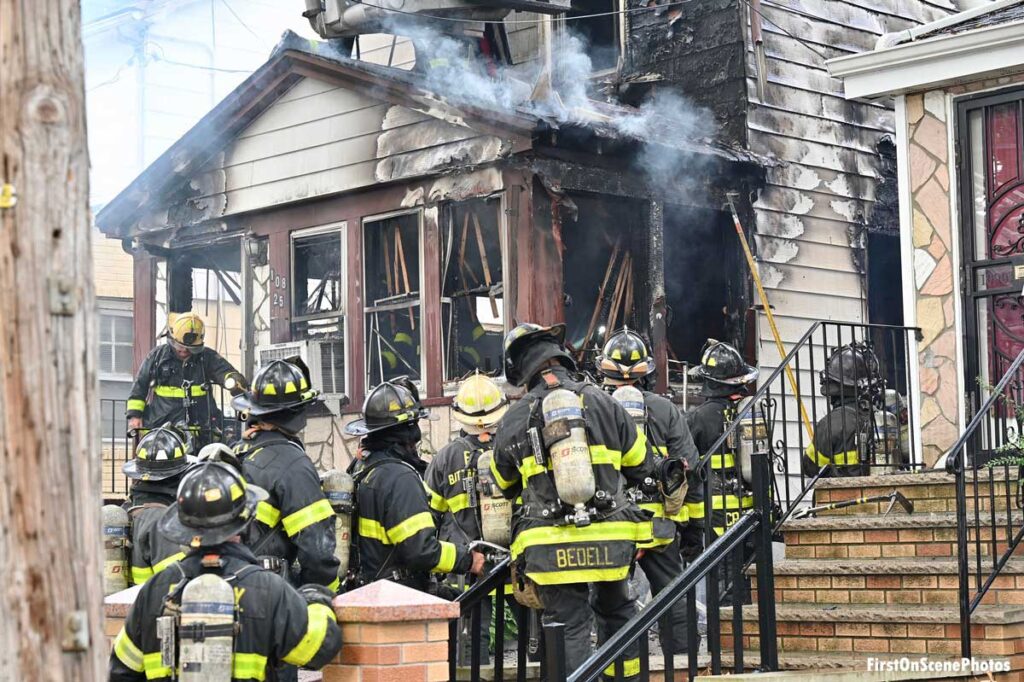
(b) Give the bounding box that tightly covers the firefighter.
[803,342,881,479]
[597,328,700,655]
[109,460,342,681]
[126,311,247,447]
[232,358,341,591]
[120,425,192,586]
[345,378,485,591]
[491,323,653,679]
[424,371,511,661]
[686,339,759,605]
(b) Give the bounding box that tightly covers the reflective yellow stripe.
[710,495,754,510]
[711,453,735,469]
[621,429,648,468]
[638,501,689,524]
[520,457,547,483]
[282,499,334,537]
[490,457,517,490]
[152,552,185,575]
[388,511,435,544]
[328,576,341,592]
[143,652,171,679]
[283,603,335,666]
[426,485,447,513]
[653,444,669,457]
[126,399,147,413]
[589,444,621,470]
[113,629,144,672]
[686,501,706,519]
[511,520,652,556]
[358,517,390,544]
[528,566,631,585]
[256,501,281,528]
[131,565,155,585]
[446,492,471,513]
[152,384,208,398]
[604,658,641,678]
[232,652,268,680]
[434,541,457,573]
[805,445,860,467]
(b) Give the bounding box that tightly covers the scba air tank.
[322,469,355,578]
[541,389,597,520]
[611,385,646,427]
[476,450,513,546]
[179,573,235,682]
[102,505,130,595]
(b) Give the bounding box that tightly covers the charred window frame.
[559,0,625,75]
[290,225,347,396]
[363,210,423,388]
[441,196,506,381]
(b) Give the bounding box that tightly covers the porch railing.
[949,347,1024,658]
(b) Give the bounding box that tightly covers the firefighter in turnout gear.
[424,372,512,662]
[491,323,654,679]
[127,312,247,446]
[232,358,341,591]
[687,339,759,606]
[345,378,486,592]
[109,460,343,681]
[121,425,193,586]
[598,328,700,655]
[803,342,881,479]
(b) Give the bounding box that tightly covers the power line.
[219,0,270,47]
[151,55,254,74]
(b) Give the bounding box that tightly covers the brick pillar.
[104,585,142,648]
[325,580,460,682]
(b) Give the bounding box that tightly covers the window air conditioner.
[256,339,346,401]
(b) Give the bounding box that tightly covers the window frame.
[556,0,626,78]
[98,301,135,383]
[361,207,426,391]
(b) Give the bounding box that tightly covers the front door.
[959,89,1024,408]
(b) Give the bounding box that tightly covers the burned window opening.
[364,212,422,387]
[441,197,505,380]
[663,204,741,384]
[561,191,649,371]
[291,229,346,395]
[562,0,622,74]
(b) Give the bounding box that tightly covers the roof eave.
[827,20,1024,99]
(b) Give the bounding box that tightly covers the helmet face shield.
[169,336,204,355]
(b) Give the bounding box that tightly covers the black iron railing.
[949,347,1024,658]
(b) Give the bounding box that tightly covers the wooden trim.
[422,207,443,398]
[347,214,366,408]
[132,253,156,372]
[269,231,291,343]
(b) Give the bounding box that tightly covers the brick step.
[748,558,1024,607]
[720,604,1024,659]
[811,470,1020,517]
[781,512,1024,559]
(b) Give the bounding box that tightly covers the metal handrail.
[952,346,1024,659]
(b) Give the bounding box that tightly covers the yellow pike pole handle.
[726,193,815,443]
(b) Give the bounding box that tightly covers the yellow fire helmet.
[452,372,508,433]
[168,312,205,353]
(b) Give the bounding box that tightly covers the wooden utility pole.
[0,1,103,680]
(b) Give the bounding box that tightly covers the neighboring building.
[828,0,1024,465]
[95,0,955,476]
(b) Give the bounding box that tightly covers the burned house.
[96,0,953,469]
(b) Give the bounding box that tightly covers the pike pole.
[726,193,814,442]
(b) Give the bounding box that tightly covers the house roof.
[891,0,1024,45]
[95,31,763,239]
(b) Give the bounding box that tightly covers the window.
[441,197,505,379]
[98,302,134,439]
[563,0,622,74]
[364,212,422,387]
[291,227,346,394]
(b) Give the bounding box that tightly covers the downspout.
[750,0,766,101]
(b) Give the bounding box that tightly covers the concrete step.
[781,512,1024,559]
[747,558,1024,608]
[720,603,1024,659]
[810,470,1021,517]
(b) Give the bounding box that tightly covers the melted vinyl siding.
[192,75,503,216]
[745,0,953,349]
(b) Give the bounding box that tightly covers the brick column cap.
[332,579,460,623]
[105,585,143,619]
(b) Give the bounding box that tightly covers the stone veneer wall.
[906,72,1024,466]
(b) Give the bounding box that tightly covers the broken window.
[364,212,422,387]
[441,197,505,380]
[291,228,346,395]
[562,0,622,73]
